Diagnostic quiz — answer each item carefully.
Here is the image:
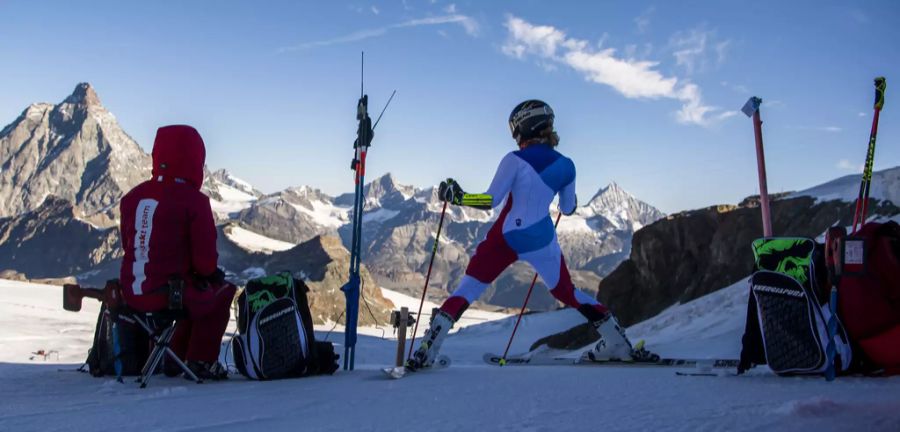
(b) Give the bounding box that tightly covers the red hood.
[151,125,206,188]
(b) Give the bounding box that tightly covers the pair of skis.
[382,352,739,379]
[482,352,739,369]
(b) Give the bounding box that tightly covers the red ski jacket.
[838,222,900,374]
[119,125,218,311]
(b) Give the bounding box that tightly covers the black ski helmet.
[509,100,554,142]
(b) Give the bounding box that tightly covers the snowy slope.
[1,279,898,432]
[378,287,508,329]
[207,179,258,218]
[223,226,296,253]
[790,165,900,204]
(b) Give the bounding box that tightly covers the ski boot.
[406,310,454,371]
[186,360,229,381]
[587,314,659,362]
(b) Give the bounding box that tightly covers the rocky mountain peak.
[63,82,101,107]
[588,182,628,206]
[367,173,416,200]
[575,182,665,233]
[0,83,150,222]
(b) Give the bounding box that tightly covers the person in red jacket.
[119,125,235,380]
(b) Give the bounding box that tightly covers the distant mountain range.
[207,159,665,309]
[2,83,897,319]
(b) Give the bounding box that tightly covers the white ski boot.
[588,315,635,361]
[407,310,454,370]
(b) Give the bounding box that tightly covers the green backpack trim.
[752,237,815,285]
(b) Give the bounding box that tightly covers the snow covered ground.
[790,165,900,204]
[208,182,257,218]
[1,279,898,431]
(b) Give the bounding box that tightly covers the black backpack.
[232,272,339,379]
[738,237,853,375]
[85,303,150,377]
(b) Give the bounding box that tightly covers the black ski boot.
[186,361,229,381]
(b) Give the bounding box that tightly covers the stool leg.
[139,344,168,388]
[138,326,174,388]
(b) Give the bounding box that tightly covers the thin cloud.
[837,159,863,171]
[502,16,730,126]
[787,125,843,133]
[634,7,655,34]
[715,111,740,121]
[371,5,380,15]
[669,27,731,75]
[721,81,749,94]
[858,112,867,117]
[715,40,730,65]
[279,14,478,52]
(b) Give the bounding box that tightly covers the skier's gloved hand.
[439,179,493,209]
[439,178,464,204]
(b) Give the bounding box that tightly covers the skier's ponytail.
[539,127,560,147]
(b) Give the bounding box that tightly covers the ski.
[483,352,739,369]
[381,355,451,379]
[675,371,718,377]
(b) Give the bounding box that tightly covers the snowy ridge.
[223,226,295,254]
[790,165,900,204]
[203,169,261,218]
[289,199,349,228]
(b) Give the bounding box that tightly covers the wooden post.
[395,307,409,367]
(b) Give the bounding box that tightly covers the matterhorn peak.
[590,181,629,204]
[63,82,101,107]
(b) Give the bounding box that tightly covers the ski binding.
[382,355,451,379]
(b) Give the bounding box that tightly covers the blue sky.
[1,0,898,213]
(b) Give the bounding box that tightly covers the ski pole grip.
[874,77,886,110]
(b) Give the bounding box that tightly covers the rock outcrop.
[598,196,900,326]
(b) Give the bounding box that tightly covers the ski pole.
[407,200,450,362]
[742,96,772,237]
[852,77,887,234]
[823,226,845,382]
[499,212,562,366]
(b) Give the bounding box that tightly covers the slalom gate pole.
[852,77,887,234]
[499,212,562,366]
[407,201,449,362]
[742,96,772,237]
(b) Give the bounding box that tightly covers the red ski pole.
[407,200,449,362]
[742,96,773,237]
[852,77,887,234]
[499,212,562,366]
